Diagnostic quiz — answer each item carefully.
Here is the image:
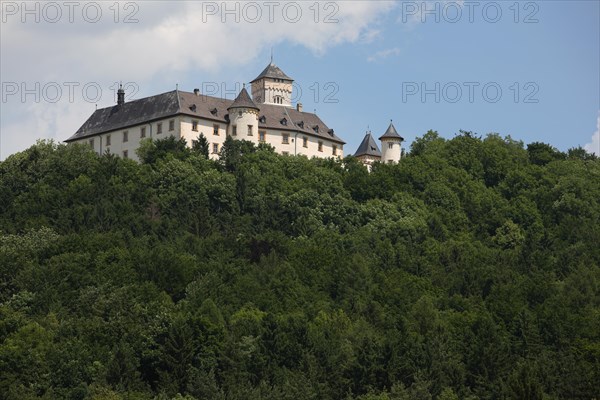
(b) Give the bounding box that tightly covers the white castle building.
[66,61,403,166]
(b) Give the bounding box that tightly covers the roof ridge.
[175,86,181,113]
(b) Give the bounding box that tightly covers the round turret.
[379,121,404,164]
[227,85,260,140]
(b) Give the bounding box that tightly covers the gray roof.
[228,87,259,110]
[66,90,181,140]
[251,62,293,82]
[379,121,404,141]
[66,90,345,144]
[354,132,381,157]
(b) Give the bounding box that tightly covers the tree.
[191,133,210,159]
[526,142,564,166]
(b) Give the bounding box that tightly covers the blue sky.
[1,1,599,159]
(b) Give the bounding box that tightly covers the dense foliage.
[1,132,599,400]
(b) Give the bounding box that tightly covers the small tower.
[117,83,125,105]
[354,130,381,171]
[379,120,404,164]
[227,84,260,141]
[250,61,294,107]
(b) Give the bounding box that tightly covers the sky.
[1,0,599,160]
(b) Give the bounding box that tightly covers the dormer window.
[328,129,334,137]
[190,104,197,112]
[210,108,218,115]
[313,125,319,133]
[298,121,304,129]
[280,118,287,126]
[259,115,266,123]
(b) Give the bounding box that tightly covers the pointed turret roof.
[227,86,259,110]
[354,132,381,158]
[251,62,293,83]
[379,121,404,141]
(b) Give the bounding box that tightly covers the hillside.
[0,133,599,399]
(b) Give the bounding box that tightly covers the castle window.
[239,111,243,117]
[140,127,146,138]
[247,125,253,136]
[213,124,219,136]
[192,120,198,131]
[157,123,162,134]
[259,131,266,143]
[123,150,128,159]
[89,139,94,148]
[232,125,237,136]
[388,143,394,149]
[318,141,323,152]
[282,133,289,144]
[123,131,128,143]
[332,144,337,156]
[106,134,111,146]
[169,120,175,131]
[212,143,219,154]
[303,137,308,148]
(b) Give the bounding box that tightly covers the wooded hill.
[0,132,598,399]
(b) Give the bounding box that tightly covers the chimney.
[296,102,303,112]
[194,88,200,96]
[117,83,125,105]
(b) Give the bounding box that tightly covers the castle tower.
[250,61,293,107]
[354,130,381,171]
[227,85,260,141]
[379,121,404,164]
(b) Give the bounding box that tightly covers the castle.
[353,122,404,170]
[66,61,403,166]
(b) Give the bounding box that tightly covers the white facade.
[84,116,180,162]
[380,139,402,164]
[75,115,344,162]
[180,117,228,160]
[260,129,343,158]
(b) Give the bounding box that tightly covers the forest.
[0,131,599,399]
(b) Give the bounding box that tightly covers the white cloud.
[0,0,396,159]
[584,111,600,156]
[367,47,401,62]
